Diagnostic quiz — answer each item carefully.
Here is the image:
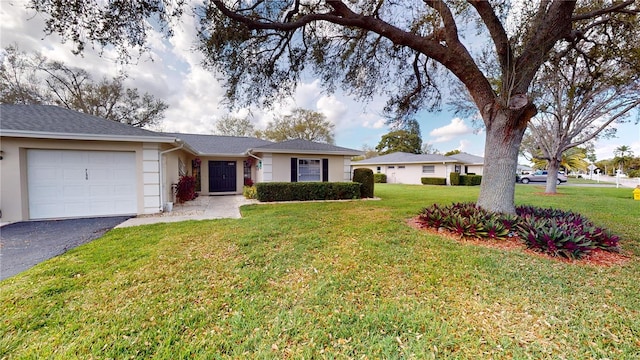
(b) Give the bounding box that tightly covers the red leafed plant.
[175,175,197,203]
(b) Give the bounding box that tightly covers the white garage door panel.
[63,184,88,197]
[28,150,138,219]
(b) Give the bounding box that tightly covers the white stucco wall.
[464,164,484,175]
[352,163,450,185]
[257,153,352,183]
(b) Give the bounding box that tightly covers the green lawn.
[1,184,639,359]
[566,177,615,185]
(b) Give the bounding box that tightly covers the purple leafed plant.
[417,203,620,259]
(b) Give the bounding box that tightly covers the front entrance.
[209,161,237,192]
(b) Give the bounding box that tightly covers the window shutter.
[291,158,298,182]
[322,158,329,182]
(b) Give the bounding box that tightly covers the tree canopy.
[214,115,256,137]
[520,41,640,193]
[0,46,168,128]
[28,0,640,213]
[376,119,423,155]
[614,145,635,173]
[256,108,335,144]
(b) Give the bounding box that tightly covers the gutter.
[158,142,185,212]
[0,129,176,143]
[245,151,263,161]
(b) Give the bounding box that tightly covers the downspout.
[443,161,449,186]
[246,151,263,184]
[159,143,184,212]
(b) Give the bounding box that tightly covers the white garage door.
[27,150,138,219]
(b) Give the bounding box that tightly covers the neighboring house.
[351,151,485,185]
[447,152,485,175]
[0,105,361,223]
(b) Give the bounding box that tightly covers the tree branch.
[467,0,512,78]
[572,0,639,21]
[513,1,576,94]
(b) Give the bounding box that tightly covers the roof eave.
[0,129,177,143]
[193,152,250,157]
[252,149,362,156]
[352,160,457,165]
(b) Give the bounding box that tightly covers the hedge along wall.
[255,182,361,202]
[421,177,447,185]
[449,172,460,186]
[373,173,387,183]
[460,175,482,186]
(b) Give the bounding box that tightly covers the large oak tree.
[29,0,640,213]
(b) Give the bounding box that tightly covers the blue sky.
[1,2,637,162]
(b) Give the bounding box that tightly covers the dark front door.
[209,161,237,192]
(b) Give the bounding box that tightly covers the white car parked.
[518,170,568,185]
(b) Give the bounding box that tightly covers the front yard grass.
[1,184,639,358]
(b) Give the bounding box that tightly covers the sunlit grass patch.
[1,184,638,358]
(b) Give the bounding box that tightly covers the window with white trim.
[422,165,435,173]
[298,159,321,181]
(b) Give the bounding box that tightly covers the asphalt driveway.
[0,217,130,281]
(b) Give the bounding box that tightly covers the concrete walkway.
[594,175,640,188]
[116,195,257,228]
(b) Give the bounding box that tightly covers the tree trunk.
[545,157,561,193]
[477,108,529,214]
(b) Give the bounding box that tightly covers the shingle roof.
[352,152,452,164]
[447,152,484,164]
[165,133,274,155]
[352,151,485,165]
[0,105,363,157]
[251,139,362,155]
[0,105,172,141]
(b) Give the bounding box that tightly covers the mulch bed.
[406,217,632,267]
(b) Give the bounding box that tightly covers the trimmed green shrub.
[374,173,387,183]
[353,168,375,198]
[255,182,361,202]
[460,175,482,186]
[450,172,460,186]
[421,177,447,185]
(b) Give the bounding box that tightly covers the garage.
[27,149,138,219]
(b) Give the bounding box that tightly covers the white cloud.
[458,139,470,152]
[362,118,386,129]
[317,95,348,128]
[429,117,473,142]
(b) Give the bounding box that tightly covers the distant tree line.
[0,45,168,128]
[215,108,335,144]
